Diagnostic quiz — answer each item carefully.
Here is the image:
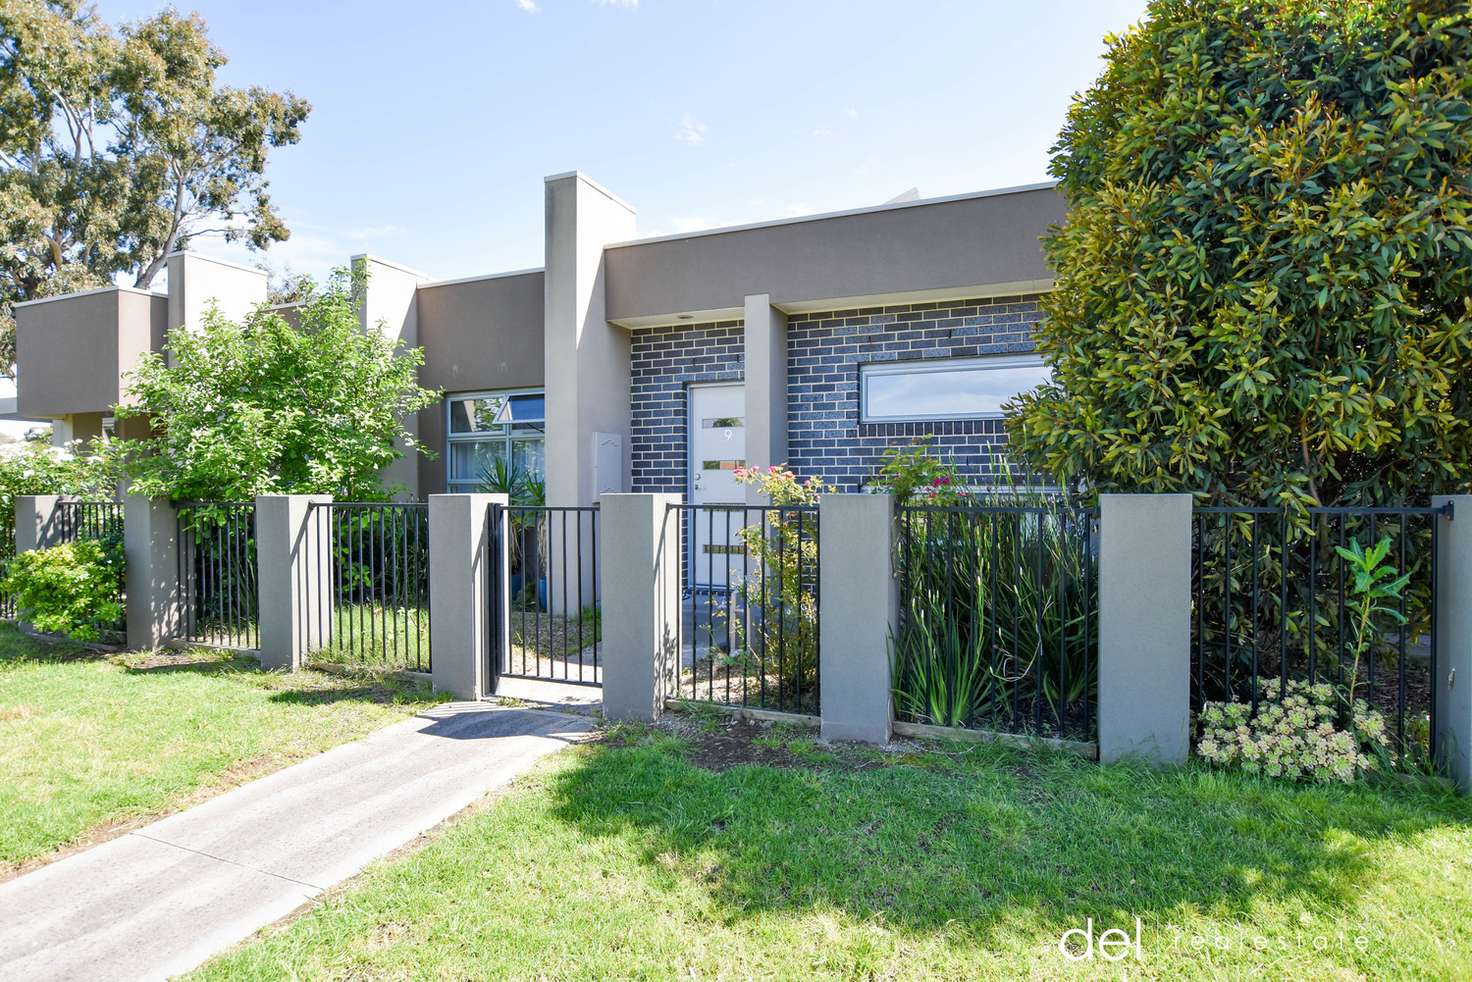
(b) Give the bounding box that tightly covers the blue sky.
[89,0,1148,282]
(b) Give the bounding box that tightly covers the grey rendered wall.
[165,252,268,335]
[1433,495,1472,791]
[415,271,546,496]
[15,290,124,417]
[818,493,897,743]
[604,185,1064,322]
[1097,493,1193,765]
[356,256,425,499]
[544,173,638,507]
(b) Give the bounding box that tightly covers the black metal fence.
[496,504,601,686]
[305,502,431,672]
[0,501,125,623]
[1191,505,1445,769]
[665,502,821,716]
[54,501,125,544]
[175,502,258,650]
[894,502,1098,742]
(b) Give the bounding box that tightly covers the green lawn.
[195,716,1472,980]
[0,624,439,874]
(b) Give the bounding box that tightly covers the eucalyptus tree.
[0,1,309,375]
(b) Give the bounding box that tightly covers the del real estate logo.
[1058,918,1144,964]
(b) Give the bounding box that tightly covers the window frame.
[444,387,546,492]
[858,353,1048,424]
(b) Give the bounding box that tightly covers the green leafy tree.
[0,1,310,375]
[1007,0,1472,515]
[114,269,438,501]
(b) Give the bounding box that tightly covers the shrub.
[722,465,827,710]
[1196,679,1388,783]
[1008,0,1472,515]
[890,484,1096,736]
[114,266,438,501]
[3,538,125,642]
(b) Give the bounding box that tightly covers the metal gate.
[485,503,601,690]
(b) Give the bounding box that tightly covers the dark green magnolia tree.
[0,1,310,376]
[114,270,438,502]
[1007,0,1472,514]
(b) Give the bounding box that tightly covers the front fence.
[1191,505,1445,770]
[665,503,821,716]
[55,500,126,636]
[175,502,259,650]
[305,502,431,672]
[894,503,1098,742]
[54,501,125,544]
[497,504,601,686]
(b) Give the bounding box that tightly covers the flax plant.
[883,445,1097,739]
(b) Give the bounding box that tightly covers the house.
[12,171,1064,510]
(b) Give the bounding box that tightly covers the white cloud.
[846,107,860,120]
[515,0,540,11]
[812,127,834,138]
[675,113,708,146]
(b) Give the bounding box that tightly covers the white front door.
[689,383,747,590]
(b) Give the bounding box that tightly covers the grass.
[306,602,601,677]
[0,624,440,873]
[194,717,1472,980]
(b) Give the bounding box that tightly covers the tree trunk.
[134,253,166,289]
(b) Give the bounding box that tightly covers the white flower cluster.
[1196,678,1388,783]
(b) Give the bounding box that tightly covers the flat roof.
[605,180,1059,250]
[11,284,165,309]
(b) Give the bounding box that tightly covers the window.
[445,390,545,492]
[860,354,1050,423]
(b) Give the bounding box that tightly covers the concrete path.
[0,703,593,982]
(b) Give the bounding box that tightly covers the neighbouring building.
[13,171,1064,516]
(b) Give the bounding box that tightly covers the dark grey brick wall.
[786,295,1043,491]
[629,320,744,492]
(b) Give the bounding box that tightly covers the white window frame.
[444,387,545,493]
[859,353,1048,423]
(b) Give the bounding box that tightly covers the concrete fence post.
[1097,493,1194,765]
[818,492,897,744]
[123,494,181,650]
[429,493,506,699]
[600,493,681,722]
[256,494,332,671]
[1432,495,1472,793]
[15,495,70,554]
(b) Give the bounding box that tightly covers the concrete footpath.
[0,703,593,982]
